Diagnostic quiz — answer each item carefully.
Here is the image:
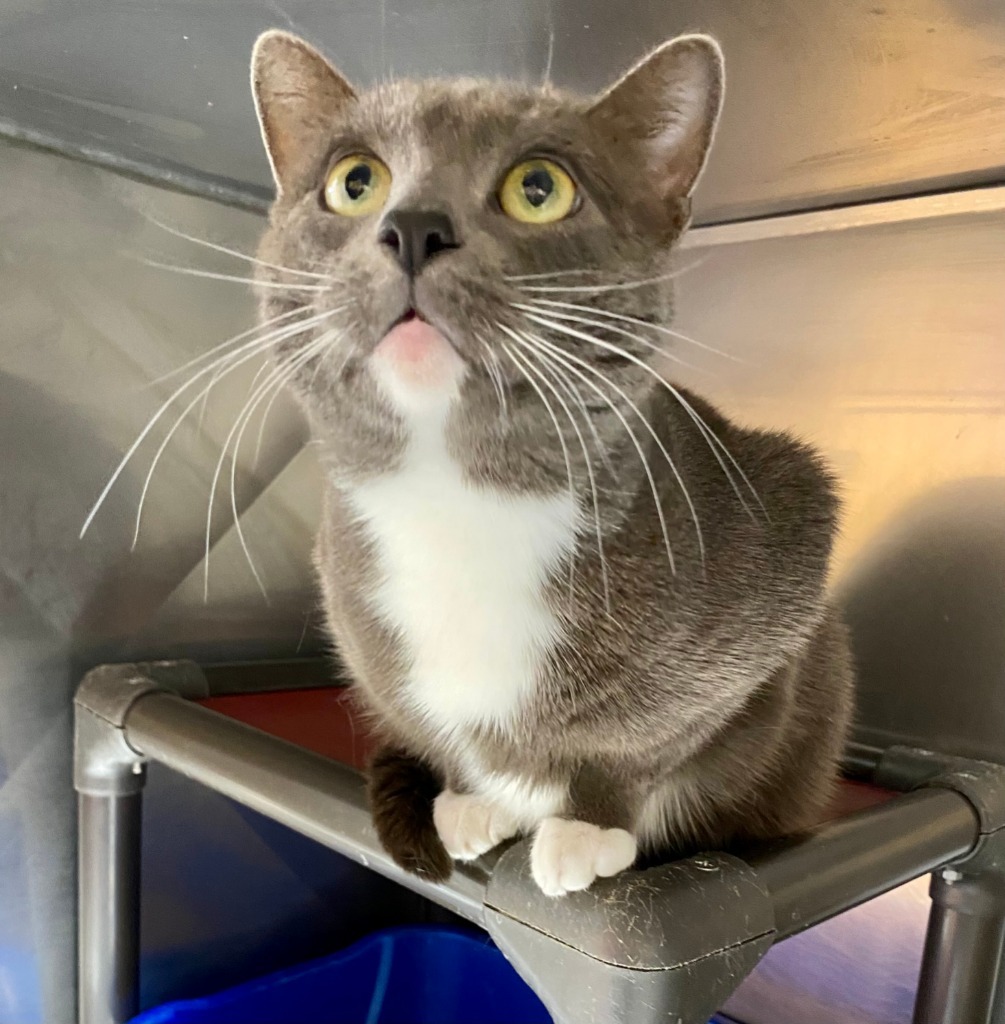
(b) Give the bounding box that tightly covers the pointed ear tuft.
[251,30,357,195]
[589,35,724,201]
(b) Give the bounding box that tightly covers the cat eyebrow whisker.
[142,214,330,280]
[500,327,612,613]
[523,310,765,521]
[500,340,579,609]
[518,298,737,361]
[512,256,709,294]
[519,329,682,577]
[84,307,338,542]
[140,258,331,293]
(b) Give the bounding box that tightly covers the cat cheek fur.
[250,31,855,896]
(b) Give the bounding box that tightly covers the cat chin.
[369,318,467,415]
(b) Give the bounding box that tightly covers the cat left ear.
[588,35,724,201]
[251,30,357,196]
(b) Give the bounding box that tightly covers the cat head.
[250,30,723,476]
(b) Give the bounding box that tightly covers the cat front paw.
[433,790,519,861]
[530,817,637,897]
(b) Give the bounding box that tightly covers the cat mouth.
[371,304,468,395]
[393,307,420,328]
[389,307,432,333]
[383,307,461,355]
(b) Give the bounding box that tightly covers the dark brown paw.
[386,825,454,883]
[368,745,453,883]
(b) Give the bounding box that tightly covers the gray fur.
[250,30,854,868]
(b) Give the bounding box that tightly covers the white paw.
[433,790,519,861]
[530,818,637,897]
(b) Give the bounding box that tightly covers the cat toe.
[433,790,518,861]
[530,818,637,897]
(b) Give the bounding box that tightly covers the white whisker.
[146,306,311,388]
[515,257,708,294]
[503,329,611,611]
[519,299,736,361]
[213,304,345,427]
[252,375,293,468]
[478,338,510,423]
[535,353,616,478]
[522,331,693,574]
[501,341,579,605]
[517,302,694,368]
[522,310,763,519]
[134,352,265,550]
[129,308,337,547]
[223,331,336,599]
[80,307,335,540]
[199,334,278,430]
[305,335,334,392]
[505,268,608,282]
[200,349,264,429]
[252,325,338,465]
[205,332,332,600]
[140,258,329,293]
[143,215,329,280]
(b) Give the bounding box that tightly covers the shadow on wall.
[725,475,1005,1024]
[837,475,1005,762]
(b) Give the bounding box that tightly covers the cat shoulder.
[672,385,841,541]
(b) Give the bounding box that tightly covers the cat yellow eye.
[499,159,577,224]
[324,155,392,217]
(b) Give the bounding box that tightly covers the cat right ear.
[588,35,724,203]
[251,30,357,196]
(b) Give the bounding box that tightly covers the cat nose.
[378,209,460,277]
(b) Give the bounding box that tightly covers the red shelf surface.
[199,687,893,823]
[200,687,377,771]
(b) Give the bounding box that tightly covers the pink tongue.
[373,315,464,396]
[379,317,447,363]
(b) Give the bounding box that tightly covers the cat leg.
[368,745,453,882]
[433,790,521,861]
[530,765,640,897]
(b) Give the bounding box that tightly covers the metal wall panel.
[671,194,1005,760]
[669,191,1003,1024]
[0,0,1003,221]
[0,142,317,1024]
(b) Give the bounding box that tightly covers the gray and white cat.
[249,30,854,897]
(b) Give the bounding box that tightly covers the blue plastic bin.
[128,925,552,1024]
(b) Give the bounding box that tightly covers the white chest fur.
[348,427,578,737]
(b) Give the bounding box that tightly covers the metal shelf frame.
[74,661,1005,1024]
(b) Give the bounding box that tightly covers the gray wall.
[1,0,1003,220]
[0,145,321,1024]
